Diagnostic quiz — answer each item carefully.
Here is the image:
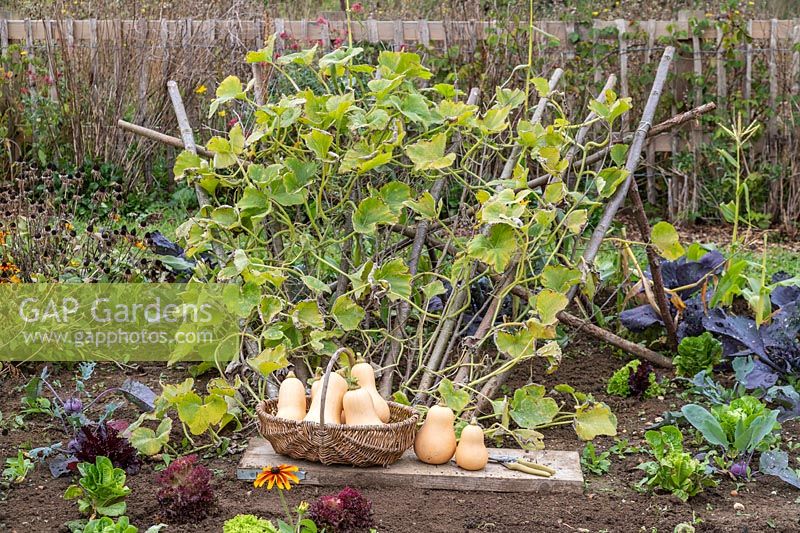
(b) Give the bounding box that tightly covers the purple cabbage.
[702,303,800,387]
[620,250,725,334]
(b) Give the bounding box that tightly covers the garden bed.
[1,338,797,532]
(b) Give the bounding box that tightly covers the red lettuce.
[156,454,214,523]
[68,421,141,474]
[308,487,375,533]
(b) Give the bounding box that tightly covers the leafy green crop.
[64,456,131,518]
[2,450,34,483]
[223,514,278,533]
[637,426,717,501]
[580,442,611,475]
[606,360,663,399]
[674,333,723,377]
[681,396,780,464]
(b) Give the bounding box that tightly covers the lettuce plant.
[673,332,723,377]
[308,487,374,533]
[606,360,663,399]
[222,515,277,533]
[69,422,141,475]
[637,426,717,501]
[75,516,166,533]
[64,456,131,517]
[155,454,214,522]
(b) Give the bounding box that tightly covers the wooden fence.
[2,17,800,206]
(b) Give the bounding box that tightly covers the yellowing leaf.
[291,300,325,329]
[405,133,455,171]
[574,402,618,441]
[247,344,290,377]
[651,221,685,260]
[536,289,568,325]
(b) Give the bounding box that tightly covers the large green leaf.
[128,417,172,456]
[541,265,582,292]
[291,300,325,329]
[331,295,365,331]
[174,392,228,435]
[681,404,729,450]
[373,258,412,301]
[509,384,560,429]
[405,133,455,171]
[302,128,334,160]
[467,223,518,272]
[247,344,290,377]
[437,378,470,414]
[352,197,397,234]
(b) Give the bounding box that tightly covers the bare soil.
[1,340,799,533]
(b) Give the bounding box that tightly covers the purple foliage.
[156,454,215,523]
[69,422,141,474]
[620,251,725,334]
[308,487,375,533]
[730,461,748,478]
[702,303,800,385]
[63,397,84,415]
[771,272,800,309]
[628,361,655,399]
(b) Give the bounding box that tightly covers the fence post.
[275,18,285,51]
[319,19,330,50]
[89,18,98,84]
[367,18,378,43]
[0,18,7,55]
[691,22,703,214]
[716,25,727,103]
[136,19,150,122]
[393,19,404,51]
[768,18,778,145]
[792,22,800,96]
[744,19,753,120]
[418,20,430,47]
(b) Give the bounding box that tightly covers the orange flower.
[253,464,300,491]
[135,240,147,250]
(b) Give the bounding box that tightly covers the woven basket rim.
[256,397,418,431]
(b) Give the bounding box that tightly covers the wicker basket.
[256,349,418,467]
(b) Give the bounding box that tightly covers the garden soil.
[1,339,799,532]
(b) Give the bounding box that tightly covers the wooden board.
[237,437,583,494]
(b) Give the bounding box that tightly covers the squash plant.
[172,35,632,432]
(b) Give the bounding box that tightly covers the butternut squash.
[303,371,348,424]
[351,359,391,423]
[275,371,307,421]
[455,418,488,471]
[342,388,384,426]
[413,404,457,464]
